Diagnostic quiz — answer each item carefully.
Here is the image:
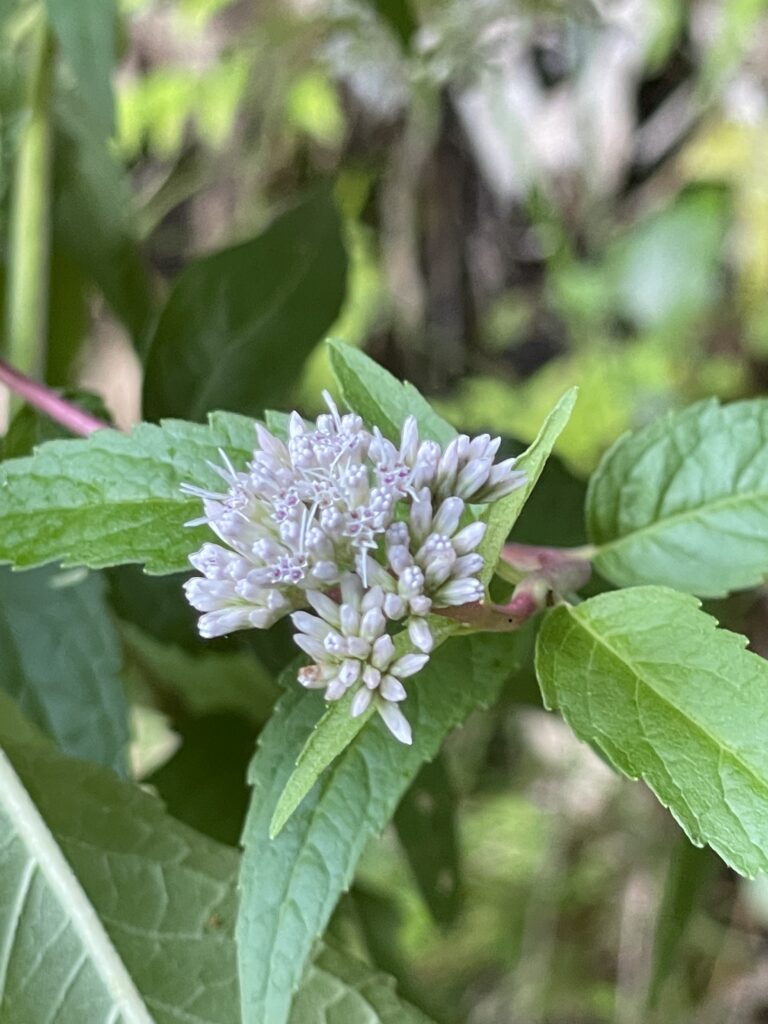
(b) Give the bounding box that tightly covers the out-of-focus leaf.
[0,692,240,1024]
[53,103,154,347]
[478,388,577,588]
[0,410,256,573]
[45,0,116,136]
[120,619,278,726]
[45,248,89,385]
[148,713,257,847]
[143,186,347,421]
[510,446,587,548]
[536,586,768,877]
[610,189,728,330]
[369,0,417,48]
[394,753,462,925]
[327,338,455,444]
[109,566,297,672]
[238,632,517,1024]
[588,398,768,597]
[1,388,111,459]
[0,565,129,774]
[647,835,717,1009]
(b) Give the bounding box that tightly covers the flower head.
[183,393,525,742]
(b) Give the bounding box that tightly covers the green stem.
[5,23,54,384]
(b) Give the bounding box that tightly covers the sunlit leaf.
[327,339,455,444]
[588,398,768,596]
[0,411,256,573]
[536,586,768,877]
[478,388,577,588]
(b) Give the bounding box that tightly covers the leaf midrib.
[0,750,154,1023]
[566,606,768,806]
[594,487,768,557]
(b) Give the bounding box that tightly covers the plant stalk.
[0,359,110,436]
[5,22,54,386]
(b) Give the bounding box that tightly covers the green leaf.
[393,753,462,924]
[0,565,129,773]
[479,388,578,587]
[290,942,435,1024]
[368,0,417,49]
[268,686,374,839]
[120,620,278,726]
[238,632,517,1024]
[0,410,256,573]
[327,339,456,444]
[588,398,768,597]
[143,186,347,422]
[0,693,240,1023]
[53,102,154,347]
[45,0,116,136]
[269,617,457,838]
[148,713,257,847]
[45,248,90,385]
[0,695,441,1024]
[646,835,716,1009]
[535,586,768,877]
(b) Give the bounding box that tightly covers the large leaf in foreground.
[0,695,427,1024]
[0,412,255,573]
[238,632,518,1024]
[143,187,347,422]
[478,387,577,588]
[393,753,462,925]
[0,695,239,1024]
[327,339,455,443]
[535,586,768,877]
[588,398,768,596]
[0,565,129,773]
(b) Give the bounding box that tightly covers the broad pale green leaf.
[238,632,518,1024]
[588,398,768,597]
[535,586,768,877]
[0,694,434,1024]
[0,411,256,573]
[327,339,455,444]
[393,753,462,924]
[143,187,347,422]
[46,0,116,136]
[290,942,435,1024]
[269,617,457,838]
[0,694,240,1024]
[479,388,578,587]
[0,565,129,773]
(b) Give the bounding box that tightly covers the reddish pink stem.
[0,358,111,437]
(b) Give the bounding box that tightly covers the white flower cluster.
[183,393,525,743]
